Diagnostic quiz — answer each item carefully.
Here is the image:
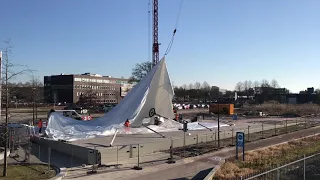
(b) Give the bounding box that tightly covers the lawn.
[0,164,56,180]
[215,135,320,179]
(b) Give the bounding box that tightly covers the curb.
[204,159,225,180]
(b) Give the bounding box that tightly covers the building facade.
[44,73,135,104]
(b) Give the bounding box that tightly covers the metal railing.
[245,153,320,180]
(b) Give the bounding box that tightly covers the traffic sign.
[236,132,245,161]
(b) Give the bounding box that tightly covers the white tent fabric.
[46,57,175,141]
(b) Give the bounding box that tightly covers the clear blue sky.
[1,0,320,93]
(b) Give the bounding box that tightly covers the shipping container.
[209,104,234,115]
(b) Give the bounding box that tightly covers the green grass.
[0,164,56,180]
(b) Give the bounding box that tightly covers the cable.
[164,0,184,56]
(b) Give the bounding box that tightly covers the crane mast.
[152,0,159,67]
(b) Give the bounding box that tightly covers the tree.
[1,40,32,177]
[261,79,270,87]
[201,81,211,103]
[188,83,193,90]
[253,81,260,88]
[128,61,152,83]
[194,82,201,103]
[271,79,279,88]
[235,82,244,92]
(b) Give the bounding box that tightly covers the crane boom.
[152,0,159,67]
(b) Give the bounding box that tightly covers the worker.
[124,119,130,127]
[124,119,130,133]
[38,119,43,134]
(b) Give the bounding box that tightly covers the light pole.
[32,87,35,125]
[217,98,220,148]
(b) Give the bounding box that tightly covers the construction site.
[1,1,320,180]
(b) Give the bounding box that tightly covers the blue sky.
[0,0,319,93]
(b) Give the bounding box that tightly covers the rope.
[164,0,184,56]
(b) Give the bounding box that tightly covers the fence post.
[133,144,142,170]
[261,123,265,139]
[231,128,234,146]
[214,130,217,148]
[274,122,277,136]
[286,119,288,133]
[196,134,199,144]
[304,154,306,180]
[277,166,280,180]
[167,139,175,164]
[296,119,298,131]
[247,126,250,142]
[116,145,119,167]
[48,147,51,170]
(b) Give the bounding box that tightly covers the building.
[44,73,135,104]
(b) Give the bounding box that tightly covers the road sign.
[236,132,245,161]
[237,132,244,147]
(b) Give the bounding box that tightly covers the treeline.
[2,79,44,105]
[235,79,280,92]
[173,81,234,103]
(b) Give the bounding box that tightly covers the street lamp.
[217,98,220,148]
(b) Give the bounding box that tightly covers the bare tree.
[194,82,201,103]
[201,81,211,103]
[261,79,270,87]
[235,82,244,92]
[243,80,249,91]
[270,79,279,88]
[188,83,193,90]
[128,61,152,83]
[194,82,201,90]
[1,40,32,177]
[253,81,260,88]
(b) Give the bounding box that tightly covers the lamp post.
[217,98,220,148]
[32,87,35,125]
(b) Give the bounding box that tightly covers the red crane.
[152,0,159,67]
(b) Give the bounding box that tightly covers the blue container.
[233,114,238,120]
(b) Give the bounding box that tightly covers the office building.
[44,73,135,104]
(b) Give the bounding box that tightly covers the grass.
[0,164,56,180]
[243,102,320,117]
[215,135,320,179]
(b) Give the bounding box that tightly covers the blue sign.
[236,132,245,161]
[237,132,244,147]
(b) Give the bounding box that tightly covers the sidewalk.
[63,125,320,180]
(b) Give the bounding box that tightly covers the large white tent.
[45,57,176,140]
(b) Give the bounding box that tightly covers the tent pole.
[142,125,166,138]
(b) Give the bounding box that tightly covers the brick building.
[44,73,134,104]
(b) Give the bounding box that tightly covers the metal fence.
[244,153,320,180]
[1,118,320,178]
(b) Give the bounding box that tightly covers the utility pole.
[217,98,220,148]
[0,51,2,123]
[152,0,159,67]
[3,48,9,177]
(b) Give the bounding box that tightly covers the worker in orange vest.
[124,119,130,132]
[38,119,43,134]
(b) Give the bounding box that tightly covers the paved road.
[63,126,320,180]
